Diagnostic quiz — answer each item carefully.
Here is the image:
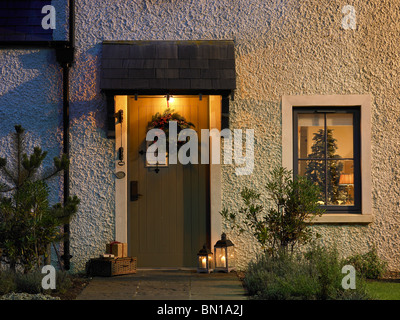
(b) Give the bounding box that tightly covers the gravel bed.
[0,292,60,300]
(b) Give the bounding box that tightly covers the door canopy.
[100,40,236,93]
[100,40,236,138]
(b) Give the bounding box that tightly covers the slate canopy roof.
[0,0,53,42]
[100,40,236,95]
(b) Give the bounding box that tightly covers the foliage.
[221,167,324,255]
[0,125,80,273]
[244,245,371,300]
[54,270,73,294]
[0,270,17,295]
[304,244,345,299]
[148,108,195,131]
[14,270,43,294]
[345,248,388,279]
[147,108,195,149]
[0,270,73,296]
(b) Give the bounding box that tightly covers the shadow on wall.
[0,50,65,173]
[0,45,116,273]
[0,45,113,202]
[0,50,62,135]
[0,50,67,204]
[0,43,107,135]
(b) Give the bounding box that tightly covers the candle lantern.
[214,233,235,272]
[197,244,213,273]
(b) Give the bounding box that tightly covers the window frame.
[282,95,372,224]
[293,107,361,213]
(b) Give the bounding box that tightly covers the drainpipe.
[57,49,73,270]
[57,0,75,271]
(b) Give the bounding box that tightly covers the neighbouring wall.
[1,0,399,272]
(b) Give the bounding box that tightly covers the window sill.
[307,214,373,224]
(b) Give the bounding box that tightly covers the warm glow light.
[166,95,174,103]
[201,257,206,268]
[221,255,226,266]
[339,173,354,185]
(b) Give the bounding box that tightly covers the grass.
[366,280,400,300]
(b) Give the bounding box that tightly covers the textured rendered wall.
[1,0,399,272]
[0,48,63,267]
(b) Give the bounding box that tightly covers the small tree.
[0,125,79,273]
[221,167,324,256]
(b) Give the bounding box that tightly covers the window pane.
[327,160,354,206]
[298,114,325,159]
[298,160,326,205]
[326,114,353,159]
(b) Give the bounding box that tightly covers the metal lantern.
[214,233,235,272]
[197,245,213,273]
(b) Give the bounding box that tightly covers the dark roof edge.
[0,41,70,49]
[101,88,233,96]
[102,40,235,45]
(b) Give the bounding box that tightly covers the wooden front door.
[128,96,210,267]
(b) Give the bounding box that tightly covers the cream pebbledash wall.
[1,0,399,272]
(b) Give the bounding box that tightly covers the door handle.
[130,181,141,201]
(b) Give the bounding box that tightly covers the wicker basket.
[89,257,137,277]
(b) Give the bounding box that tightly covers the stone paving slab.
[76,270,247,300]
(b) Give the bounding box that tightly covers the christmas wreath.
[147,108,195,149]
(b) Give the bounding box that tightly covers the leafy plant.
[0,125,80,273]
[54,270,73,294]
[0,270,73,296]
[0,270,17,295]
[244,245,371,300]
[221,167,324,256]
[345,248,387,279]
[14,270,43,294]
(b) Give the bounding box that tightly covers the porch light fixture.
[197,245,213,273]
[214,233,235,272]
[165,94,174,103]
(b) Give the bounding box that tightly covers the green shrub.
[55,271,73,294]
[304,245,344,299]
[244,246,371,300]
[245,253,322,300]
[0,269,74,296]
[221,167,324,256]
[0,125,80,273]
[0,271,17,295]
[345,248,387,279]
[15,271,43,294]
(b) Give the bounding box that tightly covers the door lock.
[130,181,141,201]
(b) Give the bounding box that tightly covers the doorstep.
[75,269,247,300]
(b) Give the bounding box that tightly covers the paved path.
[76,269,247,300]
